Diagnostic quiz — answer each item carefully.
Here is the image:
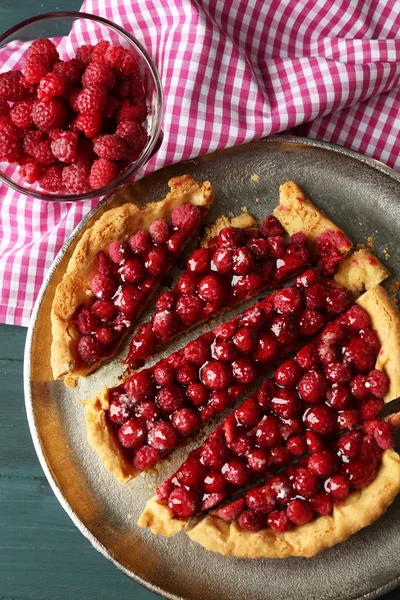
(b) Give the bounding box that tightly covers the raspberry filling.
[125,216,312,365]
[154,302,391,520]
[212,422,394,532]
[105,273,353,473]
[316,229,352,276]
[74,203,202,366]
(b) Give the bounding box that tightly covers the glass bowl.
[0,12,163,201]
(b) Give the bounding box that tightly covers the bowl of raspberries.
[0,12,163,200]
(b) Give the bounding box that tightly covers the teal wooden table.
[0,4,399,600]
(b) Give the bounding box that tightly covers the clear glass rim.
[0,11,164,202]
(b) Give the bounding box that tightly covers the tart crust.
[138,285,400,543]
[50,175,214,381]
[274,181,352,257]
[187,449,400,558]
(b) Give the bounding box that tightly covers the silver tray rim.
[23,135,400,600]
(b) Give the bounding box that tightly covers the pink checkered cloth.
[1,0,400,326]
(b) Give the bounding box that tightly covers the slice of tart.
[124,182,353,367]
[86,251,388,485]
[182,286,400,557]
[138,285,399,537]
[50,175,214,382]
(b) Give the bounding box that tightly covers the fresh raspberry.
[104,45,139,76]
[127,98,147,122]
[0,71,30,101]
[82,63,116,91]
[115,120,147,151]
[62,161,91,194]
[93,134,127,160]
[50,131,78,163]
[67,86,82,112]
[10,100,34,129]
[0,99,10,118]
[38,164,64,192]
[73,113,102,139]
[37,73,66,102]
[171,203,201,231]
[129,75,145,99]
[22,129,43,155]
[32,99,67,131]
[77,335,102,364]
[103,95,120,119]
[31,139,56,165]
[0,120,22,162]
[52,60,82,84]
[24,54,52,84]
[75,44,93,65]
[76,85,107,114]
[91,41,110,63]
[115,98,141,123]
[89,158,118,189]
[112,76,130,99]
[27,38,59,65]
[18,159,43,183]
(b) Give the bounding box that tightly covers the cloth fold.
[1,0,399,326]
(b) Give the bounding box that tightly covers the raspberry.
[24,54,52,84]
[0,121,22,162]
[148,219,169,245]
[32,99,67,131]
[103,95,120,119]
[75,45,93,65]
[82,63,115,91]
[91,41,110,64]
[37,73,66,103]
[53,60,82,84]
[129,75,145,99]
[0,71,29,101]
[67,86,82,112]
[18,159,43,183]
[115,120,147,151]
[0,99,10,118]
[50,131,78,163]
[31,139,56,165]
[104,45,139,76]
[62,161,91,194]
[74,113,103,139]
[93,134,127,160]
[76,85,107,114]
[77,335,102,364]
[38,164,64,192]
[27,38,59,65]
[88,158,118,189]
[126,98,147,122]
[22,129,43,155]
[9,100,33,129]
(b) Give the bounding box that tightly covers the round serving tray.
[24,136,400,600]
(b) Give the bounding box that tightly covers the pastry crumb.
[127,513,133,519]
[255,197,261,203]
[65,375,77,388]
[384,246,391,259]
[367,236,375,250]
[250,173,260,182]
[127,485,134,490]
[387,281,400,304]
[147,483,156,490]
[241,206,248,213]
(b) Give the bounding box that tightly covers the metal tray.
[24,136,400,600]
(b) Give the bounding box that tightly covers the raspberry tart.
[124,181,355,366]
[138,285,400,540]
[50,175,214,382]
[85,250,387,484]
[155,285,400,557]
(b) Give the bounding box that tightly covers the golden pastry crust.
[50,175,214,381]
[274,181,352,257]
[334,249,390,295]
[357,285,400,402]
[86,387,138,483]
[187,449,400,558]
[138,496,188,537]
